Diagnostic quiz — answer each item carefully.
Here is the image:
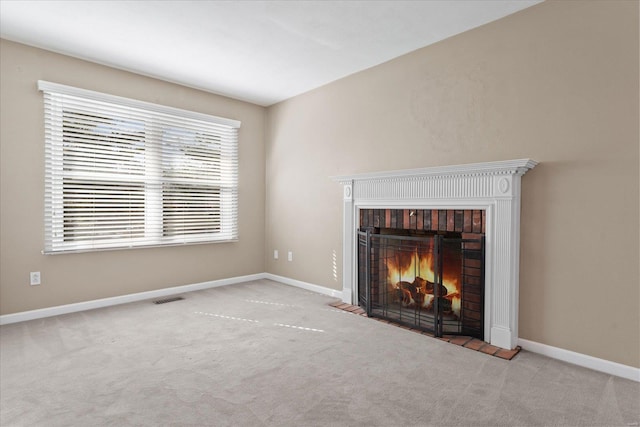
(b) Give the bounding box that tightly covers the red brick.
[494,347,521,360]
[449,336,473,346]
[424,210,432,230]
[463,210,472,232]
[479,344,500,355]
[360,210,368,227]
[454,210,464,232]
[465,259,482,268]
[472,210,482,233]
[416,210,424,230]
[463,339,486,351]
[447,210,455,231]
[482,210,486,233]
[439,210,447,231]
[464,311,482,321]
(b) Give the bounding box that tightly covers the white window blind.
[39,81,240,254]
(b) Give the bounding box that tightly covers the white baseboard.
[268,275,640,383]
[0,273,264,326]
[263,273,343,299]
[0,273,341,326]
[518,338,639,382]
[2,274,636,383]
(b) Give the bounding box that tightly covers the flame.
[386,245,461,317]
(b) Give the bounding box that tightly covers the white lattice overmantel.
[332,159,538,350]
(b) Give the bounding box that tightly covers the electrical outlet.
[30,271,41,286]
[288,251,293,262]
[274,249,279,260]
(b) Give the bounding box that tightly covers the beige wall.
[1,1,638,369]
[0,39,266,314]
[265,1,639,367]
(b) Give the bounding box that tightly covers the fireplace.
[333,159,537,350]
[358,209,485,339]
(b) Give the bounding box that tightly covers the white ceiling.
[0,0,541,106]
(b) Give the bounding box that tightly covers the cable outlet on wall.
[274,249,279,260]
[30,271,41,286]
[287,251,293,262]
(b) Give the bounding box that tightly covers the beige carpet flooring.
[1,279,638,426]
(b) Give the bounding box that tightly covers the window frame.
[39,80,241,254]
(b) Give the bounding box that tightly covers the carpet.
[1,279,638,426]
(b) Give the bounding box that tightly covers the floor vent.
[153,296,184,305]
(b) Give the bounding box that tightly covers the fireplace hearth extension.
[332,159,537,350]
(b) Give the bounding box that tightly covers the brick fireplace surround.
[333,159,538,350]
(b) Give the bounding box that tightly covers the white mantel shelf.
[332,158,538,350]
[332,158,538,183]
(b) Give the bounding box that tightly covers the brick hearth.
[329,300,521,361]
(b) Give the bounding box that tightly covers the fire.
[386,246,461,317]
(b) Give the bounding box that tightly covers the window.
[39,81,240,253]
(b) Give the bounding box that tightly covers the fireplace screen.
[358,229,484,339]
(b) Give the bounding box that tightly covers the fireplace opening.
[357,209,485,339]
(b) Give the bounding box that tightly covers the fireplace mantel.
[332,159,538,350]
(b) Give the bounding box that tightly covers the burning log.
[393,277,452,309]
[443,291,460,300]
[401,288,415,307]
[412,277,427,291]
[423,296,453,313]
[413,277,449,296]
[397,281,414,291]
[393,281,413,305]
[392,281,420,307]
